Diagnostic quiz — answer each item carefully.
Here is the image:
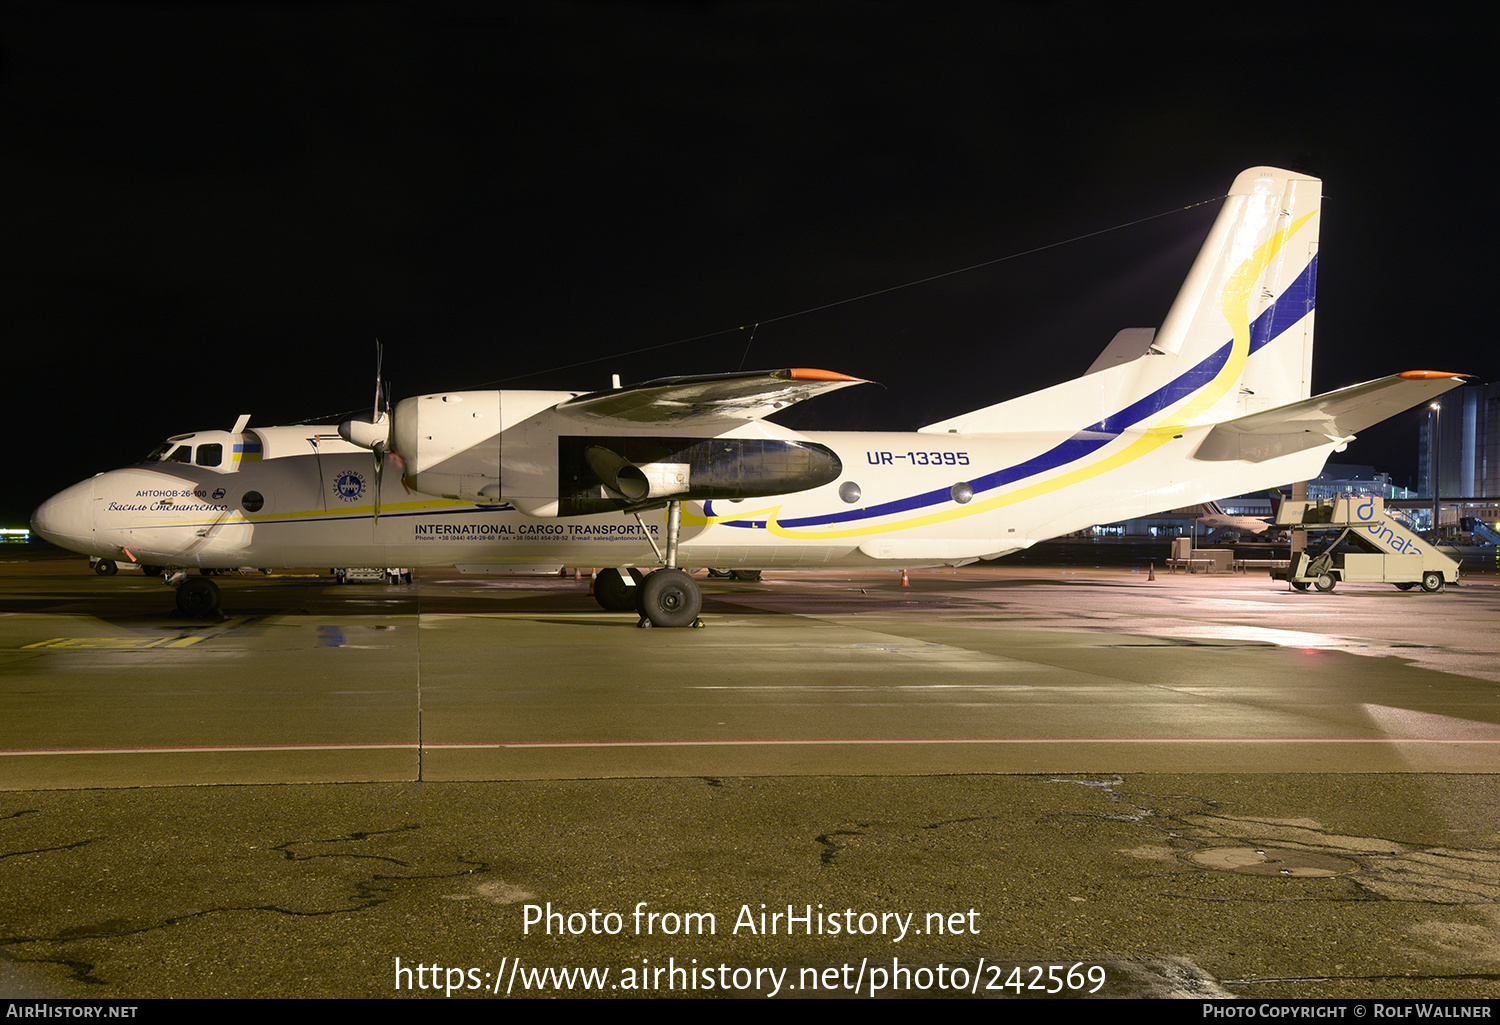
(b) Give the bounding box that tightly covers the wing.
[554,368,870,427]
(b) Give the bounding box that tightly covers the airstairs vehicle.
[1271,495,1460,592]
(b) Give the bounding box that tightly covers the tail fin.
[921,166,1320,435]
[1152,166,1319,416]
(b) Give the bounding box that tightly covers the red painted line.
[3,737,1498,756]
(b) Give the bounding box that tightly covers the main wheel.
[637,568,702,628]
[94,559,118,576]
[142,564,163,577]
[175,577,221,617]
[1420,571,1444,593]
[730,569,762,582]
[1394,582,1415,591]
[593,567,646,612]
[1314,574,1336,592]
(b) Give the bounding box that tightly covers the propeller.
[339,340,397,522]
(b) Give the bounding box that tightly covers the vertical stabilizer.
[921,167,1320,436]
[1151,167,1320,418]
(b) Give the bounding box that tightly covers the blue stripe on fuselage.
[767,256,1317,529]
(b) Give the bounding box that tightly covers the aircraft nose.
[31,478,96,548]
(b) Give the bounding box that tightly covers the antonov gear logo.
[334,470,368,502]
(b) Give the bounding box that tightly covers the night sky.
[4,2,1491,526]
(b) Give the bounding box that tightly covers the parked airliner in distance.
[32,167,1466,626]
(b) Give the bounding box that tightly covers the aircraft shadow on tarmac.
[3,569,1051,622]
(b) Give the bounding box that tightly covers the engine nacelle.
[392,390,573,502]
[389,391,842,516]
[552,435,841,516]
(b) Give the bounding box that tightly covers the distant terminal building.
[1306,465,1406,500]
[1421,381,1499,499]
[1413,381,1500,531]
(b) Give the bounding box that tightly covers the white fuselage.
[32,421,1335,573]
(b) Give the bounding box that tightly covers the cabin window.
[242,491,264,513]
[839,481,862,504]
[196,444,223,467]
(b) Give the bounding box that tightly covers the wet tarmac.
[2,545,1498,998]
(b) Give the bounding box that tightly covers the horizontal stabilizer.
[555,368,869,427]
[1195,371,1465,462]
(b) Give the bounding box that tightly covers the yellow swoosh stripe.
[699,207,1318,542]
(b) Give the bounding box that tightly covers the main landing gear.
[173,574,221,617]
[590,501,706,629]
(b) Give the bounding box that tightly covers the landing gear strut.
[631,501,704,629]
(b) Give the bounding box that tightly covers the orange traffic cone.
[588,570,597,594]
[900,569,910,588]
[1148,562,1155,581]
[573,567,581,581]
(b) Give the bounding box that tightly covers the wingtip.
[1398,370,1469,380]
[782,367,868,383]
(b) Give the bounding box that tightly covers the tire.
[730,569,762,582]
[1394,582,1415,591]
[638,568,702,628]
[1290,580,1309,591]
[1420,571,1443,593]
[94,559,118,576]
[593,567,646,612]
[142,564,163,577]
[1314,574,1336,592]
[175,577,220,617]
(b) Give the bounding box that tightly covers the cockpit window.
[164,446,192,463]
[146,443,173,461]
[196,443,223,467]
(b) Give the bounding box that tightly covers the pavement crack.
[0,951,106,988]
[815,827,868,866]
[272,824,422,867]
[922,815,1009,829]
[0,838,95,861]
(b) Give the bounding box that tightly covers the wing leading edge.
[554,368,870,427]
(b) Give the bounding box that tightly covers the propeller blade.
[372,339,384,424]
[371,439,384,523]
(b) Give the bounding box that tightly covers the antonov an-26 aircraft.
[32,167,1465,626]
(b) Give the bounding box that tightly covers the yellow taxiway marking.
[23,636,206,649]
